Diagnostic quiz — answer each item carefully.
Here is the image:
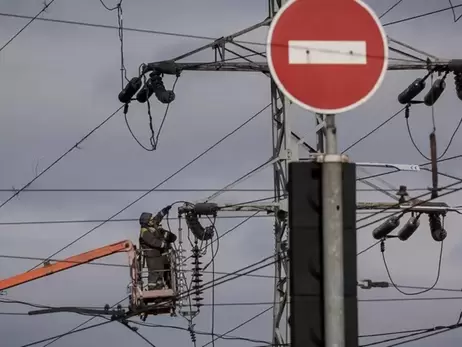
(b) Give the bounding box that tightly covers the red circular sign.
[267,0,388,114]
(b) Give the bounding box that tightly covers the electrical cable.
[98,0,118,11]
[153,76,180,148]
[210,224,216,347]
[448,0,462,22]
[0,187,456,193]
[0,105,124,212]
[360,327,439,338]
[342,106,407,154]
[39,295,129,347]
[383,3,462,26]
[204,158,279,202]
[357,240,382,256]
[129,320,271,345]
[0,213,270,226]
[19,256,280,347]
[405,110,462,161]
[0,188,276,193]
[360,296,462,303]
[27,102,271,271]
[201,306,274,347]
[0,0,56,54]
[381,239,444,295]
[356,179,462,229]
[0,12,444,63]
[379,0,404,19]
[366,312,462,347]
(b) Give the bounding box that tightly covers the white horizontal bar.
[288,40,367,65]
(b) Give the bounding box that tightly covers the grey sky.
[1,0,462,346]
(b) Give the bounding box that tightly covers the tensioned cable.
[27,103,271,271]
[0,105,124,212]
[0,9,458,55]
[0,0,56,54]
[20,256,280,347]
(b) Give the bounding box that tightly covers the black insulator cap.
[118,77,142,103]
[193,203,219,216]
[398,78,426,104]
[155,90,176,104]
[372,216,400,239]
[448,59,462,73]
[455,73,462,101]
[429,214,447,242]
[397,217,420,241]
[424,79,446,106]
[136,79,155,103]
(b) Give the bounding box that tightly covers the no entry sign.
[266,0,388,114]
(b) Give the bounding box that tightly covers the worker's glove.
[161,205,172,215]
[165,232,177,244]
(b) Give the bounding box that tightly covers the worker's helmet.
[139,212,153,227]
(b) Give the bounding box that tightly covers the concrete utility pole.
[321,115,346,346]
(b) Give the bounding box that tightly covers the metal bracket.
[357,162,420,171]
[316,154,350,164]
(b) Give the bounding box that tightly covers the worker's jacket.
[139,226,177,255]
[139,226,167,255]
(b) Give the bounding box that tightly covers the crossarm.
[0,240,134,291]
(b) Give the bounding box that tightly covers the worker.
[139,206,177,290]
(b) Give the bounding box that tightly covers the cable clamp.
[316,154,349,164]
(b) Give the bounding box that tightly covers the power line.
[356,179,462,229]
[342,106,406,154]
[449,0,462,22]
[0,9,456,56]
[379,0,404,19]
[40,295,129,347]
[0,105,124,212]
[0,0,56,53]
[383,3,462,26]
[0,214,271,227]
[359,296,462,302]
[0,188,275,192]
[0,187,459,193]
[27,103,270,271]
[201,306,273,347]
[21,255,279,347]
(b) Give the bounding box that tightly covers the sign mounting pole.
[267,0,388,345]
[321,114,346,346]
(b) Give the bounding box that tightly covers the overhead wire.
[381,239,444,295]
[201,306,274,347]
[20,255,280,347]
[0,214,270,227]
[356,179,462,229]
[1,186,460,193]
[448,0,462,22]
[379,0,404,19]
[0,105,124,212]
[129,320,271,345]
[39,295,129,347]
[383,3,462,26]
[342,106,407,154]
[27,102,271,271]
[0,11,451,64]
[0,0,56,54]
[360,312,462,347]
[406,112,462,161]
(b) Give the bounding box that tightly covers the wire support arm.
[142,60,456,74]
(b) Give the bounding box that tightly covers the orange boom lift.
[0,240,178,318]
